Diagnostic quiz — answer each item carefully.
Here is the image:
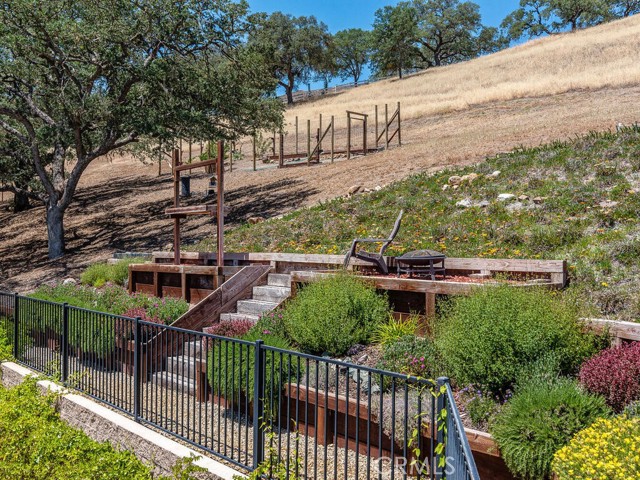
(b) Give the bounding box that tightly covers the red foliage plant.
[204,319,254,339]
[578,341,640,412]
[117,308,164,340]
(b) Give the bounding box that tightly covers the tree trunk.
[46,203,66,259]
[12,190,30,213]
[286,86,294,104]
[398,67,403,79]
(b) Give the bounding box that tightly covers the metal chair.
[343,210,404,274]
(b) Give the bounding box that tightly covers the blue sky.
[247,1,522,33]
[246,0,523,90]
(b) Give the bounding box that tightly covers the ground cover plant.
[553,416,640,480]
[197,127,640,321]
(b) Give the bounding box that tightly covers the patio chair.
[343,210,404,274]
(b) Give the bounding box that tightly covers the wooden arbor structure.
[166,141,225,266]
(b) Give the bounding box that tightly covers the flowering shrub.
[458,386,507,430]
[553,416,640,479]
[579,342,640,412]
[377,335,441,379]
[252,310,287,339]
[204,320,254,339]
[490,379,610,480]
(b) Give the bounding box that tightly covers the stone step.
[267,273,291,287]
[252,285,291,303]
[236,299,278,316]
[166,356,201,381]
[151,371,196,396]
[219,312,260,323]
[180,340,204,357]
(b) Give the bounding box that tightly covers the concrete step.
[166,356,201,381]
[181,340,204,357]
[151,371,196,396]
[219,312,260,323]
[236,299,278,316]
[267,273,291,287]
[252,285,291,303]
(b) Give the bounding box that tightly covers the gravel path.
[20,345,421,479]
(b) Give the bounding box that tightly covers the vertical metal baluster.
[367,371,372,480]
[355,369,361,479]
[323,361,328,480]
[391,378,396,479]
[403,383,409,480]
[378,374,384,480]
[333,364,338,480]
[344,366,350,480]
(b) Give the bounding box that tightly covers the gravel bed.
[18,346,412,479]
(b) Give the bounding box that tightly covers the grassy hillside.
[285,14,640,125]
[194,127,640,321]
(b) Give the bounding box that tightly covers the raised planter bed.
[285,384,514,480]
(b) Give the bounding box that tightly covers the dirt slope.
[2,17,640,291]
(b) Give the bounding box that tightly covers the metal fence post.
[134,316,141,422]
[252,340,265,469]
[62,303,69,383]
[13,292,19,359]
[436,377,449,480]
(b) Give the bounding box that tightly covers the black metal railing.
[0,292,479,479]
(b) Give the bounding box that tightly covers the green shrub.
[553,416,640,480]
[282,274,389,356]
[29,285,188,324]
[81,257,146,287]
[371,314,420,346]
[377,335,442,380]
[207,330,299,414]
[435,286,604,395]
[0,324,12,361]
[0,379,153,479]
[490,379,610,480]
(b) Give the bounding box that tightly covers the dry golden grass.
[285,15,640,125]
[3,16,640,290]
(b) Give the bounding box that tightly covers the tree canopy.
[333,29,373,86]
[371,3,421,79]
[501,0,610,39]
[0,0,282,259]
[249,12,332,104]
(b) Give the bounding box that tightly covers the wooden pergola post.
[331,116,335,163]
[375,105,379,150]
[397,101,402,146]
[216,141,225,268]
[385,104,389,149]
[252,135,257,171]
[307,119,311,166]
[347,112,351,160]
[363,115,368,156]
[318,114,323,154]
[279,131,284,168]
[172,148,181,265]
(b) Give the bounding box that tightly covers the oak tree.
[0,0,281,259]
